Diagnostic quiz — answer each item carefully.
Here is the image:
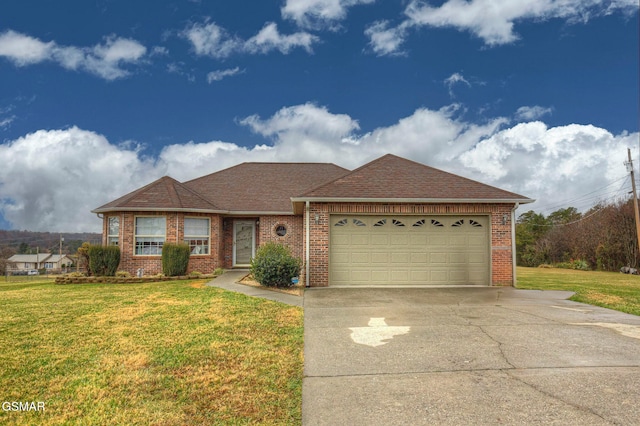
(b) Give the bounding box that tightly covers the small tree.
[77,242,91,275]
[250,242,301,287]
[88,245,121,276]
[162,243,191,276]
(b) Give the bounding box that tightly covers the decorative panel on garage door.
[329,215,490,286]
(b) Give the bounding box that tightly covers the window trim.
[134,216,166,256]
[107,216,119,246]
[184,217,210,255]
[274,224,288,237]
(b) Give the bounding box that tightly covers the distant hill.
[0,230,102,255]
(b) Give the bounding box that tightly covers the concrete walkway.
[206,269,303,307]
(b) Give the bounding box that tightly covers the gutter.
[305,201,310,288]
[91,207,296,216]
[291,197,535,204]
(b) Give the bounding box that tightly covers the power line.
[519,161,640,228]
[532,175,631,215]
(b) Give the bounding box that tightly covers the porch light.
[502,214,508,225]
[314,214,319,224]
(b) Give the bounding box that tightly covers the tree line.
[0,230,101,256]
[517,198,638,271]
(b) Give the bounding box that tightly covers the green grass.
[517,266,640,316]
[3,275,56,284]
[0,278,303,425]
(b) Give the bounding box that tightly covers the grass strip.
[517,266,640,316]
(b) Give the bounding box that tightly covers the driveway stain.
[349,317,410,347]
[573,322,640,340]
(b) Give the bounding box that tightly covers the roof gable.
[297,154,532,202]
[94,176,221,212]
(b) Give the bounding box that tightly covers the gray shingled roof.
[93,163,349,214]
[296,154,532,201]
[93,155,533,215]
[182,162,350,212]
[93,176,221,213]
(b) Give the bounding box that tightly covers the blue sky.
[0,0,638,232]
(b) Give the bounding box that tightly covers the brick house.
[92,154,533,287]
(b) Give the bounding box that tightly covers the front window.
[135,216,166,255]
[108,216,119,245]
[184,218,209,255]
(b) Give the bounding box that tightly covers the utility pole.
[626,148,640,258]
[59,235,64,272]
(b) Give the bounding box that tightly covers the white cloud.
[0,104,16,129]
[207,67,244,83]
[182,21,319,58]
[0,127,156,232]
[515,105,553,121]
[458,122,635,210]
[0,30,53,65]
[167,62,196,82]
[150,46,169,56]
[0,104,636,231]
[0,116,15,129]
[181,22,242,59]
[240,103,360,142]
[364,21,409,56]
[282,0,376,30]
[444,72,471,98]
[0,30,147,80]
[245,22,318,54]
[367,0,639,55]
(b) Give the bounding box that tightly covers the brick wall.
[103,202,517,285]
[305,202,516,287]
[220,215,304,269]
[258,215,304,259]
[104,211,223,276]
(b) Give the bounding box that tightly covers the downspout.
[95,213,104,245]
[511,203,519,286]
[305,201,310,288]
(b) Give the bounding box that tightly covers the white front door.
[233,221,255,267]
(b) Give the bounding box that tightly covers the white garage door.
[330,215,490,286]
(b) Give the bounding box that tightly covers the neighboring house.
[7,254,73,272]
[92,154,533,287]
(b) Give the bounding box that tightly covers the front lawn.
[0,278,303,425]
[517,266,640,316]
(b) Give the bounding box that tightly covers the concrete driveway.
[302,287,640,425]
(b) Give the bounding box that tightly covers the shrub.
[214,267,225,276]
[250,242,301,287]
[555,259,590,271]
[77,242,91,275]
[162,243,191,276]
[115,270,131,278]
[87,245,121,276]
